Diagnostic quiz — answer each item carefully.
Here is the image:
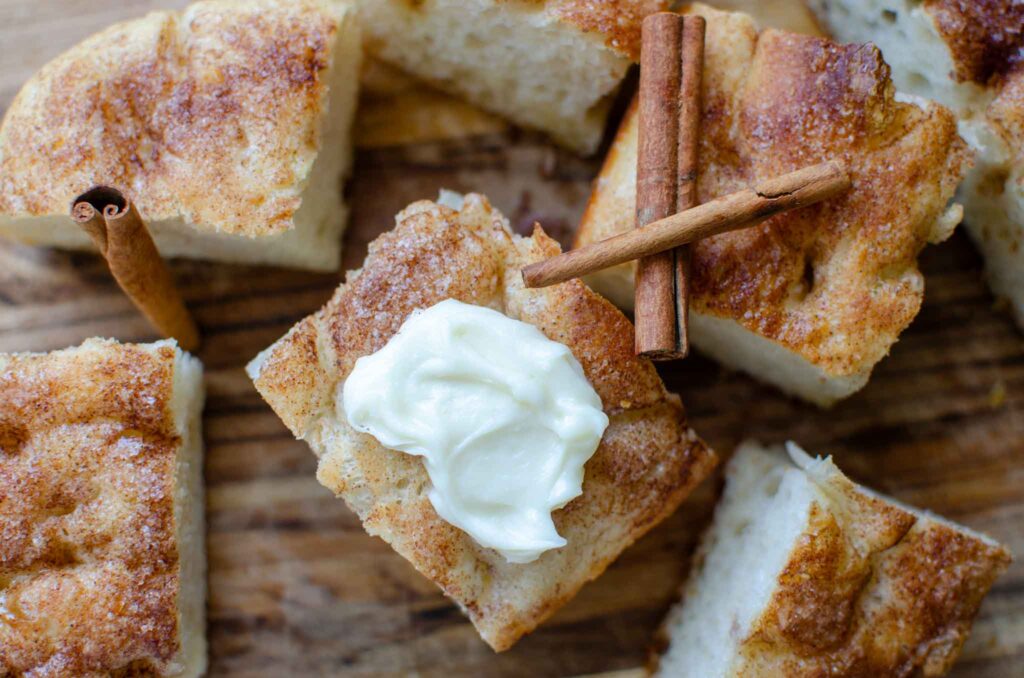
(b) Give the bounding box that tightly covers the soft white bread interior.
[355,0,665,155]
[656,441,1010,678]
[0,0,360,271]
[808,0,1024,326]
[575,5,969,406]
[0,339,206,677]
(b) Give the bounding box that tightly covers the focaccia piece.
[355,0,667,155]
[808,0,1024,328]
[575,5,969,406]
[0,339,206,677]
[0,0,360,271]
[656,441,1011,677]
[355,58,509,148]
[247,193,716,651]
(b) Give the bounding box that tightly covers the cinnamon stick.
[522,161,850,289]
[674,16,706,358]
[72,186,200,351]
[635,12,684,359]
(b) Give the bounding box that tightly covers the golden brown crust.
[251,194,715,651]
[0,339,186,677]
[867,520,1012,675]
[739,518,1011,677]
[735,453,1011,677]
[576,6,970,378]
[923,0,1024,85]
[547,0,669,60]
[0,0,346,237]
[759,500,914,653]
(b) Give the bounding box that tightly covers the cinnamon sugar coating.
[0,340,191,677]
[923,0,1024,85]
[0,0,343,237]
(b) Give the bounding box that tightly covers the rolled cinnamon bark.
[521,161,850,290]
[635,12,684,360]
[634,13,705,361]
[72,186,200,351]
[673,15,706,358]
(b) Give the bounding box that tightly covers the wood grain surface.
[2,2,1023,676]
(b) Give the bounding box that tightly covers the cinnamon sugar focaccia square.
[0,0,360,271]
[575,5,970,406]
[656,441,1010,677]
[248,193,716,651]
[0,339,206,677]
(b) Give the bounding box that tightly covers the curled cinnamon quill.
[71,186,200,351]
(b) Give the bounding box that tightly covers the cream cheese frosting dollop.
[342,298,609,564]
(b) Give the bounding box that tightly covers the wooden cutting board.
[1,2,1022,676]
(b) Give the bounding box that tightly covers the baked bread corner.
[655,441,1010,677]
[249,192,715,650]
[0,338,206,677]
[807,0,1024,329]
[355,0,668,154]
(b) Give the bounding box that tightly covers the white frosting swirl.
[342,299,609,563]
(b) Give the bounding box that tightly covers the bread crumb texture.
[251,193,716,651]
[388,0,662,59]
[0,339,186,676]
[0,0,344,237]
[356,0,667,153]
